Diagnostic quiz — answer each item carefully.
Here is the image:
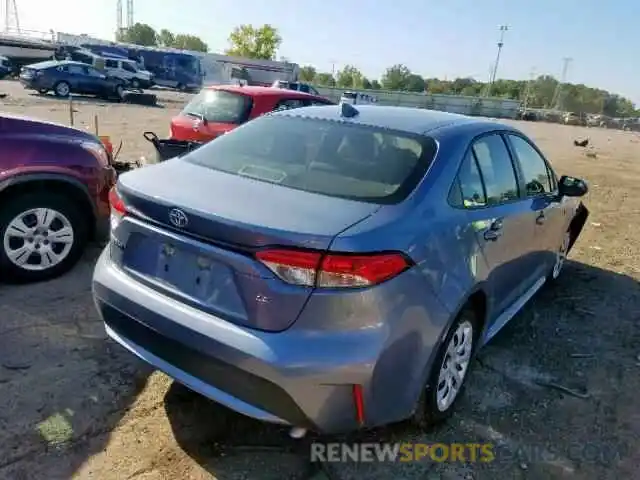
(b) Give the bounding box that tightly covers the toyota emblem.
[169,208,188,228]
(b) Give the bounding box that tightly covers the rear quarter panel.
[301,124,496,423]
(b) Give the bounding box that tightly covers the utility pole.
[483,63,493,97]
[116,0,122,36]
[488,25,508,96]
[522,67,536,110]
[126,0,133,28]
[551,57,572,110]
[3,0,20,33]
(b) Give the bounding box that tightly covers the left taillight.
[255,248,411,288]
[108,186,127,231]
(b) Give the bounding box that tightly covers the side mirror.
[558,175,588,197]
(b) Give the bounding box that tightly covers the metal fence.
[314,86,522,119]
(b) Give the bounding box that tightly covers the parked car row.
[516,108,640,131]
[1,91,590,438]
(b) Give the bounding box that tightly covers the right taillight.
[108,186,127,231]
[255,248,411,288]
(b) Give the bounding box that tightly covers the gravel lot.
[1,79,639,480]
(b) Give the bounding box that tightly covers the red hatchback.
[170,85,335,143]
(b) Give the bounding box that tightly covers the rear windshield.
[181,90,252,124]
[185,115,437,204]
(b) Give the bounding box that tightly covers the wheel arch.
[0,173,97,239]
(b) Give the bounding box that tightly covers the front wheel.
[131,78,140,89]
[0,192,89,283]
[412,307,479,429]
[548,230,571,282]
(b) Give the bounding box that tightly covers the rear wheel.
[412,307,479,429]
[38,88,49,94]
[54,81,70,97]
[131,78,140,89]
[0,192,89,283]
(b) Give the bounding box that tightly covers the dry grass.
[0,80,638,479]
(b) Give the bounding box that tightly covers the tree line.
[117,23,636,117]
[300,64,637,117]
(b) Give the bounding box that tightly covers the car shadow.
[28,92,167,109]
[163,259,640,479]
[0,244,152,479]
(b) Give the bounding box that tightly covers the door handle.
[484,229,502,241]
[536,211,546,225]
[483,219,503,241]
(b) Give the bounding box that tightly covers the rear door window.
[472,134,520,205]
[451,151,487,208]
[105,59,118,69]
[186,115,437,204]
[181,90,252,124]
[67,64,87,75]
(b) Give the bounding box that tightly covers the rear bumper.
[93,248,410,433]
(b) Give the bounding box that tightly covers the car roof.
[206,84,325,99]
[30,60,86,69]
[271,104,502,135]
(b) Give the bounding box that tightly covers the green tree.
[381,64,412,90]
[157,29,175,47]
[370,79,381,90]
[299,66,317,82]
[336,65,364,88]
[361,78,372,89]
[315,72,335,86]
[116,23,157,46]
[172,34,208,52]
[406,74,426,92]
[225,24,282,60]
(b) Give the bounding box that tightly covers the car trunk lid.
[111,159,380,331]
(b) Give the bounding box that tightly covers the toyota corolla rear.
[93,107,449,433]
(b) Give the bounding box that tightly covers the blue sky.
[14,0,640,104]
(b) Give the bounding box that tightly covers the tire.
[54,81,70,97]
[115,84,125,101]
[131,78,140,89]
[38,88,48,94]
[176,83,186,92]
[0,192,89,283]
[412,307,480,429]
[546,230,571,284]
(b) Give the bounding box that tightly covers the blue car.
[93,104,589,435]
[19,60,126,100]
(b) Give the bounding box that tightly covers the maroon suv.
[0,113,116,282]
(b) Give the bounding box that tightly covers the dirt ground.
[0,80,639,480]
